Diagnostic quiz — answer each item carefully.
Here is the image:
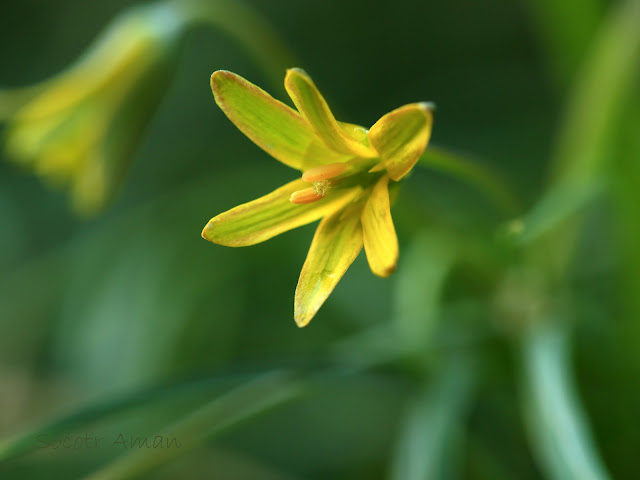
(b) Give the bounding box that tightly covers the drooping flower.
[202,68,433,327]
[2,3,183,215]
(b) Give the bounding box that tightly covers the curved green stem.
[172,0,297,91]
[417,146,521,216]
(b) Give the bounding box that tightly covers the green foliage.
[1,0,639,479]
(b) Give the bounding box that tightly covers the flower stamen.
[290,187,325,204]
[302,162,347,182]
[313,179,330,196]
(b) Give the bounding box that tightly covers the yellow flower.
[202,69,433,327]
[3,3,182,215]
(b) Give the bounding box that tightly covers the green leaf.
[84,371,302,480]
[0,370,274,463]
[521,321,612,480]
[394,230,457,359]
[389,357,475,480]
[512,177,604,245]
[525,0,605,85]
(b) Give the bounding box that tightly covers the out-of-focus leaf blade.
[521,321,612,480]
[83,371,302,480]
[0,370,290,463]
[525,0,605,85]
[389,357,475,480]
[394,230,457,358]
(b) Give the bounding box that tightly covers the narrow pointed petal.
[368,103,433,181]
[202,178,360,247]
[211,71,346,170]
[295,205,363,327]
[285,68,376,158]
[362,176,398,277]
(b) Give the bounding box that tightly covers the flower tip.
[201,220,215,242]
[294,308,315,328]
[210,70,232,88]
[211,69,232,78]
[419,101,436,113]
[286,67,308,77]
[374,263,397,278]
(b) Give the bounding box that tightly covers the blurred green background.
[1,0,639,478]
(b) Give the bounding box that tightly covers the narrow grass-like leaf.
[394,230,457,358]
[389,357,475,480]
[525,0,605,85]
[521,321,612,480]
[0,371,284,463]
[83,371,303,480]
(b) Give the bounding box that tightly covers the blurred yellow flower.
[202,69,434,327]
[2,3,182,215]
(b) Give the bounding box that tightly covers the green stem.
[172,0,297,91]
[417,146,521,216]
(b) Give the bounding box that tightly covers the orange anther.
[302,162,347,182]
[290,187,324,204]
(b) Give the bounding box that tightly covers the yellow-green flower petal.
[211,70,347,170]
[361,175,398,277]
[368,103,433,181]
[339,121,371,148]
[202,178,360,247]
[294,204,363,327]
[284,68,376,158]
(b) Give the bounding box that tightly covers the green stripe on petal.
[362,175,398,277]
[211,70,343,170]
[202,178,360,247]
[368,103,433,181]
[285,68,376,158]
[301,137,353,169]
[294,203,363,327]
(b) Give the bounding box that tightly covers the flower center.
[290,162,347,205]
[312,179,330,196]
